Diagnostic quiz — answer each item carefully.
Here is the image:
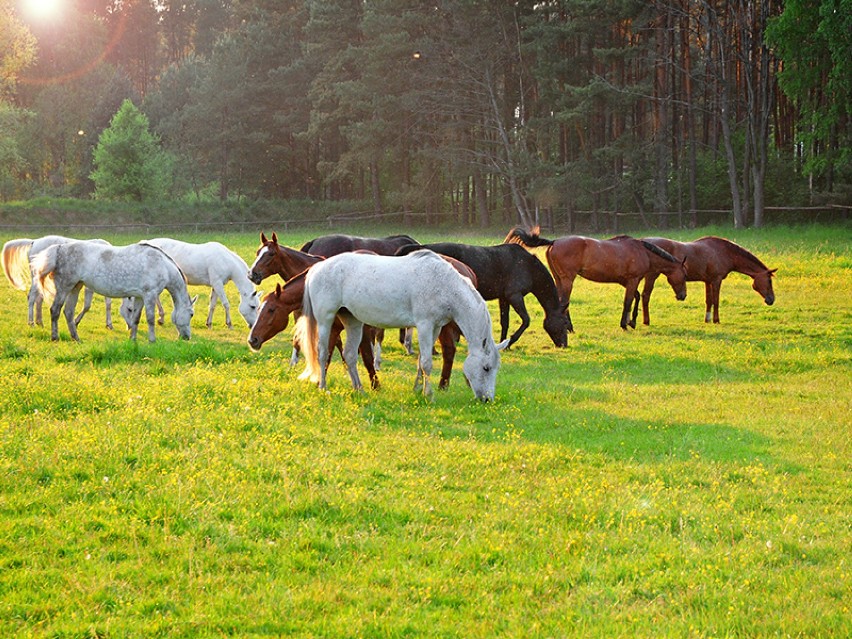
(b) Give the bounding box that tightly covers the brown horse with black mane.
[505,227,687,331]
[641,236,776,325]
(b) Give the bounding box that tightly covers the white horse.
[144,238,259,328]
[31,240,196,342]
[300,250,509,401]
[2,235,115,328]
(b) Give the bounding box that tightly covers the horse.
[3,235,115,329]
[31,240,196,342]
[249,232,476,389]
[144,238,259,328]
[395,241,569,349]
[641,236,776,324]
[299,233,418,257]
[505,227,687,331]
[300,250,509,400]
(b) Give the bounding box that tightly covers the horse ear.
[190,295,199,306]
[769,268,778,275]
[496,338,510,351]
[272,232,279,245]
[275,282,283,295]
[261,231,268,243]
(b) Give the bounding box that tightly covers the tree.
[0,0,36,98]
[90,98,172,201]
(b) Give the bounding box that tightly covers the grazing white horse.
[2,235,115,328]
[31,241,196,342]
[300,250,509,401]
[144,238,259,328]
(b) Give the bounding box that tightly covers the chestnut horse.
[505,227,687,331]
[641,236,776,324]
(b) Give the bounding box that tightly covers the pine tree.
[90,99,172,201]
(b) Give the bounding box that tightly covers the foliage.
[90,99,174,202]
[0,225,848,637]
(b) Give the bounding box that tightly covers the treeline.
[1,0,850,228]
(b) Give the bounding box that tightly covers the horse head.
[172,294,197,340]
[247,283,292,351]
[754,268,777,305]
[249,233,281,284]
[239,289,261,327]
[666,257,688,301]
[463,337,508,402]
[544,305,570,347]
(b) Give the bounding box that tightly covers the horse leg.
[712,281,722,323]
[28,284,42,326]
[360,327,380,389]
[629,290,640,329]
[555,275,576,333]
[74,287,94,326]
[620,281,639,330]
[104,297,113,330]
[126,297,143,340]
[498,299,511,343]
[438,322,460,390]
[142,293,159,342]
[156,296,165,325]
[506,295,531,348]
[414,324,437,398]
[402,327,414,355]
[211,282,233,329]
[704,281,713,324]
[641,273,659,326]
[316,319,336,391]
[339,318,365,391]
[373,328,384,370]
[62,284,84,341]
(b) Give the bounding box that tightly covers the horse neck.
[448,284,491,349]
[725,242,768,277]
[528,262,563,314]
[164,268,190,308]
[279,246,322,279]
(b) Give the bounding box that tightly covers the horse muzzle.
[247,335,263,351]
[765,294,775,306]
[248,271,263,285]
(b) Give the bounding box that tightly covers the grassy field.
[0,224,849,638]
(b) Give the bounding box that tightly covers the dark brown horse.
[300,233,418,257]
[248,249,476,390]
[505,227,687,331]
[641,236,776,324]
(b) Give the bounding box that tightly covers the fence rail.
[0,206,847,236]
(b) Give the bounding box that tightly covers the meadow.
[0,224,849,638]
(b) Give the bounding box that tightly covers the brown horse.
[505,227,687,331]
[248,251,476,390]
[641,236,776,324]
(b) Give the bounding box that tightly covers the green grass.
[0,224,849,637]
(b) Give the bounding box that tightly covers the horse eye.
[483,365,491,373]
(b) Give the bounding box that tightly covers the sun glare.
[20,0,63,22]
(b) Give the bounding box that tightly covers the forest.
[1,0,850,229]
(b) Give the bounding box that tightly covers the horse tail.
[2,239,35,290]
[30,244,59,299]
[503,225,554,248]
[297,283,321,383]
[641,240,678,263]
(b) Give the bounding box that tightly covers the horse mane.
[138,241,189,285]
[503,225,554,247]
[641,240,678,263]
[699,236,769,271]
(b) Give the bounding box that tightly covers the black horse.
[396,242,569,349]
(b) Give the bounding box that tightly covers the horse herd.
[2,229,777,402]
